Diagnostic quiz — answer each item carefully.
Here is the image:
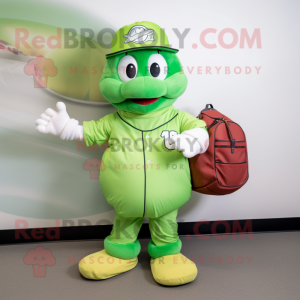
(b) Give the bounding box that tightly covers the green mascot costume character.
[35,21,209,286]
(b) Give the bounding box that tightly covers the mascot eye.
[126,64,136,78]
[148,54,168,80]
[118,55,138,82]
[150,63,160,77]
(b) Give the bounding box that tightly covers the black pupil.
[150,63,160,77]
[126,64,136,78]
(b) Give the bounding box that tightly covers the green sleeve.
[83,113,116,147]
[178,110,207,133]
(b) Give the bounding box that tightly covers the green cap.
[106,21,178,58]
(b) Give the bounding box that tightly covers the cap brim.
[106,46,178,58]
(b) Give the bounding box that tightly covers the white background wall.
[0,0,299,230]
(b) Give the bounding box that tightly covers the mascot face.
[99,49,188,114]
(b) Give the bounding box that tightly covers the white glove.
[35,102,83,140]
[168,128,209,158]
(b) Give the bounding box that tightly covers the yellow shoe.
[150,253,197,286]
[79,249,138,280]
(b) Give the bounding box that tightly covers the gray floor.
[0,231,299,300]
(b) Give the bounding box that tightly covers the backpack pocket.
[215,161,248,187]
[214,140,248,187]
[215,140,246,163]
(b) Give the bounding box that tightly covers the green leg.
[105,212,144,259]
[148,210,197,286]
[148,210,182,259]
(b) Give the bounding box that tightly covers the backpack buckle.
[230,139,236,154]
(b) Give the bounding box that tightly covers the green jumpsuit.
[83,105,206,259]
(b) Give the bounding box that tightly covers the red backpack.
[189,104,249,195]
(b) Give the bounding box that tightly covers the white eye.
[148,54,168,80]
[118,55,138,82]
